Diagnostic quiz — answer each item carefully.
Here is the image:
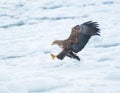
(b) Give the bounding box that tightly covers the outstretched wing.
[80,21,100,36]
[71,21,100,53]
[67,25,81,44]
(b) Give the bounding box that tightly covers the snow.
[0,0,120,93]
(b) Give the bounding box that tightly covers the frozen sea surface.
[0,0,120,93]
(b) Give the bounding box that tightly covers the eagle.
[51,21,100,61]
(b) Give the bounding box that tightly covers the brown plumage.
[51,21,100,61]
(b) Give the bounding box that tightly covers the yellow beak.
[51,42,54,46]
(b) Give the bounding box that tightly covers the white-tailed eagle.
[51,21,100,61]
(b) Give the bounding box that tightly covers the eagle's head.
[51,40,64,49]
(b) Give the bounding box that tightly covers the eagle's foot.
[51,54,57,60]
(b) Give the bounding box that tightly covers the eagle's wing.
[71,21,100,53]
[67,25,81,44]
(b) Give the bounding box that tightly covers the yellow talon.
[51,54,57,60]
